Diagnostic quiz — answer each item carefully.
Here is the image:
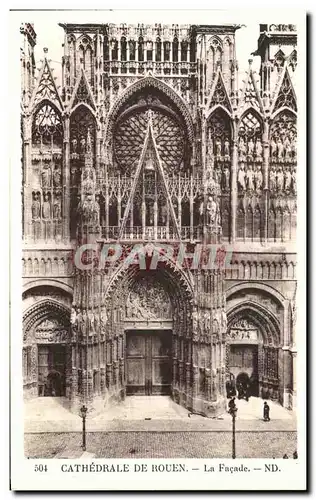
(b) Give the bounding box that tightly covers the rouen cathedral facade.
[21,22,297,416]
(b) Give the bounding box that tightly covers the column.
[230,121,238,243]
[63,115,70,242]
[262,120,269,243]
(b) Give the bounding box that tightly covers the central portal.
[125,330,172,396]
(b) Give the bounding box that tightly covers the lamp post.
[228,397,238,459]
[80,405,88,451]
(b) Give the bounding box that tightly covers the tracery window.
[121,37,127,61]
[32,102,62,148]
[164,41,171,61]
[173,38,179,62]
[156,38,162,62]
[114,104,186,175]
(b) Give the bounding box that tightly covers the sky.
[28,12,262,89]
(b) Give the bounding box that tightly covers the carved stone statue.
[100,309,108,331]
[277,138,284,160]
[224,138,230,159]
[254,165,263,192]
[221,310,227,332]
[237,165,246,192]
[53,167,62,186]
[270,138,277,158]
[276,167,284,191]
[269,166,277,191]
[42,193,51,219]
[70,306,77,326]
[32,193,41,219]
[246,164,254,191]
[221,167,230,192]
[41,167,51,188]
[71,138,78,154]
[285,169,292,191]
[255,139,263,159]
[53,195,62,219]
[206,195,217,226]
[238,137,247,161]
[247,138,255,157]
[215,138,222,158]
[80,137,86,153]
[283,136,292,162]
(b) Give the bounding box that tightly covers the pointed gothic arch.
[105,76,194,144]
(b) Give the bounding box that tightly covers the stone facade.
[21,22,297,415]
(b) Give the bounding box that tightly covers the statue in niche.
[192,306,200,333]
[224,138,230,159]
[238,164,246,192]
[71,138,78,154]
[88,309,95,332]
[81,310,88,335]
[205,195,217,226]
[269,166,277,191]
[238,137,247,161]
[42,193,51,219]
[53,194,62,219]
[100,309,108,330]
[276,167,284,191]
[246,164,254,191]
[283,135,292,162]
[41,166,51,188]
[80,137,86,153]
[255,139,263,160]
[284,168,292,191]
[277,137,284,161]
[70,306,77,326]
[76,308,82,334]
[270,137,277,159]
[32,193,41,219]
[215,138,222,158]
[247,138,255,157]
[53,166,62,186]
[254,165,263,192]
[221,167,230,192]
[204,310,211,333]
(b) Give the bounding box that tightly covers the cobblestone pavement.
[25,431,297,459]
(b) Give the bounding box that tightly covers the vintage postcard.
[10,8,306,491]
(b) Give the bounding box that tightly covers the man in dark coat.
[263,401,270,421]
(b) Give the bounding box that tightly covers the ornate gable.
[272,66,297,113]
[208,71,232,113]
[30,56,63,111]
[69,69,96,111]
[239,65,263,114]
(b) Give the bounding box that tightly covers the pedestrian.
[283,454,289,459]
[263,401,270,421]
[293,450,298,459]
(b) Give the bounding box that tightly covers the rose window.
[114,108,185,174]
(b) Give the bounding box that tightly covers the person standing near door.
[263,401,270,421]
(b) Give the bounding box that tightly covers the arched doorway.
[105,261,194,407]
[23,300,71,399]
[124,274,173,395]
[226,308,280,402]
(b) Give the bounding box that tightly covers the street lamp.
[80,405,88,451]
[228,397,238,459]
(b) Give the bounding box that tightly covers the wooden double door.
[37,344,66,397]
[126,330,172,395]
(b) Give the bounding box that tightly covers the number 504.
[34,464,48,472]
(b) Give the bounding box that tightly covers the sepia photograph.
[9,8,307,490]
